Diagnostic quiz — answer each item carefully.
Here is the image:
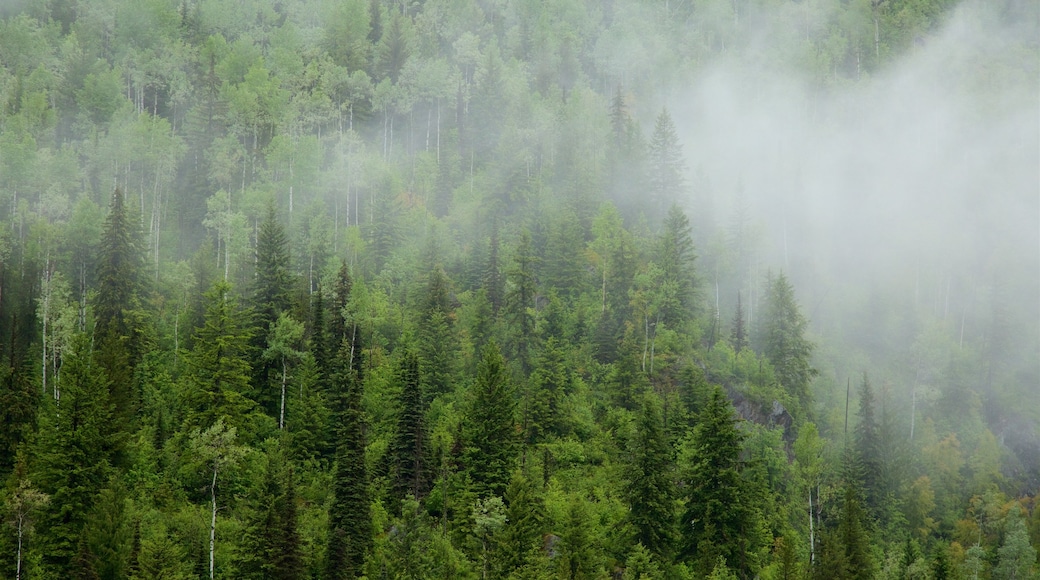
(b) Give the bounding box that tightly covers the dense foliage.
[1,0,1037,579]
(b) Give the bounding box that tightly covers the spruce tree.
[183,280,256,435]
[625,394,676,562]
[33,334,115,575]
[94,187,145,434]
[647,108,687,219]
[389,351,430,504]
[524,336,569,445]
[463,341,517,498]
[505,232,538,374]
[731,292,748,352]
[238,446,302,580]
[252,203,294,418]
[854,373,884,519]
[759,272,816,418]
[681,387,766,578]
[417,268,457,401]
[496,472,545,577]
[658,203,698,325]
[326,353,370,579]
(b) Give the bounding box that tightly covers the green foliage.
[182,280,257,436]
[33,335,115,574]
[389,351,430,504]
[463,341,517,498]
[625,394,676,562]
[759,272,816,418]
[680,386,767,578]
[327,361,370,580]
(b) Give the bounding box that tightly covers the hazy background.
[662,0,1038,477]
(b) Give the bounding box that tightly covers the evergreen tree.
[731,292,748,352]
[389,351,430,504]
[524,336,569,445]
[252,203,294,418]
[309,286,330,390]
[79,479,131,580]
[854,373,884,519]
[759,272,816,417]
[183,280,257,435]
[657,204,698,326]
[483,223,503,314]
[681,387,766,578]
[326,355,370,579]
[505,231,538,374]
[93,187,145,434]
[647,108,687,219]
[33,335,115,575]
[816,451,874,580]
[625,394,676,562]
[463,341,517,498]
[496,472,545,577]
[238,446,302,580]
[417,267,458,401]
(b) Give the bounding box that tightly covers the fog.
[662,1,1038,406]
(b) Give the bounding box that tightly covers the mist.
[663,0,1038,410]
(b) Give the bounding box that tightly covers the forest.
[0,0,1038,578]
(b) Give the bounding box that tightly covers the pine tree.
[505,232,538,374]
[854,373,884,519]
[252,202,294,418]
[647,108,687,220]
[760,272,816,418]
[681,387,766,578]
[524,336,569,445]
[483,223,503,314]
[417,268,458,401]
[731,292,748,352]
[658,204,698,326]
[389,351,430,504]
[183,280,256,435]
[463,341,517,498]
[625,394,676,562]
[94,187,145,434]
[326,355,370,579]
[496,472,545,577]
[33,334,115,575]
[238,446,302,580]
[80,479,131,580]
[309,286,330,390]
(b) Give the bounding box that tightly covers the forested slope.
[1,0,1037,578]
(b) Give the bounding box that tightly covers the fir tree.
[183,280,257,435]
[854,373,884,519]
[524,336,569,445]
[505,232,538,374]
[389,351,430,504]
[238,446,302,580]
[731,292,748,352]
[759,272,816,418]
[326,355,370,579]
[463,341,517,498]
[658,203,698,325]
[93,187,145,434]
[417,268,457,401]
[681,387,766,578]
[647,108,687,219]
[33,335,115,575]
[483,223,503,314]
[496,472,545,577]
[251,202,294,418]
[625,394,676,562]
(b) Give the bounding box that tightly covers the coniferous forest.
[0,0,1038,578]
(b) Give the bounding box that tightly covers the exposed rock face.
[726,387,794,442]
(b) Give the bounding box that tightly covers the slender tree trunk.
[808,489,814,565]
[210,465,218,580]
[16,515,22,580]
[280,357,287,430]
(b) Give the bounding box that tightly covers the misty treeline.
[1,0,1038,578]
